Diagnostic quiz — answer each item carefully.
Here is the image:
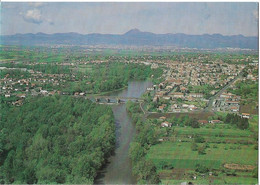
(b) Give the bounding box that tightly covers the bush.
[225,113,249,130]
[158,161,174,170]
[204,142,210,148]
[252,167,258,178]
[194,135,205,143]
[191,142,198,151]
[198,146,206,155]
[195,164,209,173]
[226,170,236,176]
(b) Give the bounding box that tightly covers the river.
[94,81,153,184]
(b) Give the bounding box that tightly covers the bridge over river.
[82,95,144,104]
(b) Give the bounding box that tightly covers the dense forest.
[0,96,115,184]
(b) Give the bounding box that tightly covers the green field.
[174,127,252,137]
[147,142,257,168]
[146,115,258,184]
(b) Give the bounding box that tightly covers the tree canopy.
[0,96,115,184]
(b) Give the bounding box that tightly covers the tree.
[129,142,146,164]
[194,135,205,143]
[198,146,206,155]
[133,159,161,184]
[1,96,116,184]
[195,164,209,173]
[191,142,198,151]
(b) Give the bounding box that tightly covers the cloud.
[46,19,54,25]
[22,9,43,24]
[21,8,53,25]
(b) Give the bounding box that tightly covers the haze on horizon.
[0,2,259,37]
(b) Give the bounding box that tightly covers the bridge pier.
[106,98,110,103]
[95,98,100,102]
[116,98,120,103]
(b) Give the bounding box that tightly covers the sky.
[0,2,259,36]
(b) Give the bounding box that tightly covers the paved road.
[140,70,245,115]
[205,70,244,112]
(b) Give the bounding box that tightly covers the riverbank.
[94,80,153,184]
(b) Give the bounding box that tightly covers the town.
[1,47,258,116]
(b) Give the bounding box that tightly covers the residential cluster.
[146,60,245,113]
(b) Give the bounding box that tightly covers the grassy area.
[249,115,259,132]
[77,64,93,73]
[147,142,257,168]
[146,113,258,184]
[161,176,258,185]
[174,127,252,137]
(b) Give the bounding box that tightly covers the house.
[171,104,179,110]
[210,90,217,95]
[230,106,239,112]
[5,94,11,98]
[173,109,181,112]
[198,120,208,125]
[147,87,154,91]
[220,92,233,98]
[153,96,159,103]
[40,90,48,95]
[180,87,188,92]
[161,121,172,127]
[151,63,159,69]
[158,105,165,111]
[48,91,56,96]
[162,96,171,100]
[241,113,250,119]
[166,85,173,90]
[171,92,184,98]
[189,93,203,98]
[225,101,239,106]
[16,94,26,98]
[181,104,188,108]
[159,116,167,121]
[12,99,23,106]
[209,120,222,124]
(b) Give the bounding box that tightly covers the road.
[140,70,245,115]
[204,70,244,112]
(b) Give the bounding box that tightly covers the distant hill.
[1,29,258,49]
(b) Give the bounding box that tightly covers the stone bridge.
[83,95,144,104]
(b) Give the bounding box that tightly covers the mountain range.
[1,29,258,49]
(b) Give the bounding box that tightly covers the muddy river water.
[94,81,152,184]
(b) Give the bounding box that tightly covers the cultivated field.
[146,115,258,184]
